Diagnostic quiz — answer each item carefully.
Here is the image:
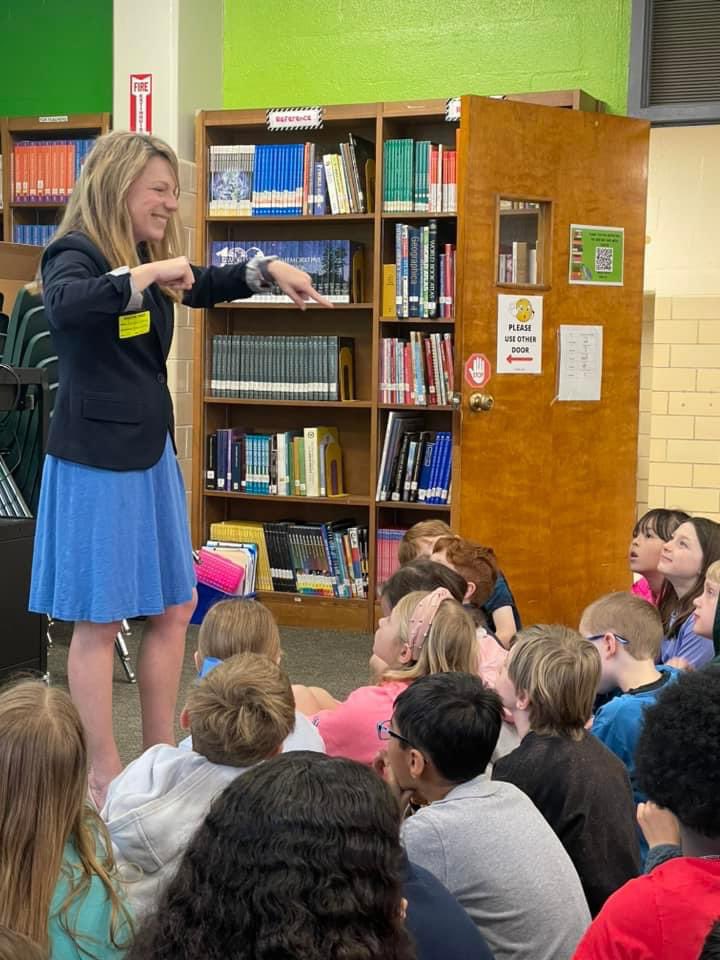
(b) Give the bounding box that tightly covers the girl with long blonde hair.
[0,680,132,957]
[27,131,330,806]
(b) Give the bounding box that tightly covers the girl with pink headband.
[294,588,477,765]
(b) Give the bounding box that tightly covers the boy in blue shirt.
[579,592,679,859]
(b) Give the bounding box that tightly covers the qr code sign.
[594,246,613,273]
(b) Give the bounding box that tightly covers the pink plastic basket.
[193,548,245,595]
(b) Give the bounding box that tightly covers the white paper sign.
[266,107,323,131]
[496,294,543,374]
[557,325,603,401]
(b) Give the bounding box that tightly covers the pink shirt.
[632,577,660,606]
[476,627,509,689]
[313,680,411,764]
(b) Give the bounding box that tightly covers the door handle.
[468,392,494,412]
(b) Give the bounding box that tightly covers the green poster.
[568,224,624,286]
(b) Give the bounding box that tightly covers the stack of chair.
[0,287,56,513]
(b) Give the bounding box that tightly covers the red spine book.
[423,334,437,404]
[403,341,412,405]
[442,332,455,395]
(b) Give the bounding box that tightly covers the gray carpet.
[47,620,373,765]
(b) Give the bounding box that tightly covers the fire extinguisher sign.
[130,74,153,134]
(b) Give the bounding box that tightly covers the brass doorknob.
[468,392,494,412]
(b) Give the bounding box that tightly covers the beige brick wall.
[637,127,720,524]
[168,157,197,509]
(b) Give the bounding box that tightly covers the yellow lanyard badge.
[119,311,151,339]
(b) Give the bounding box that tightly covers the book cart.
[0,113,111,246]
[192,90,650,633]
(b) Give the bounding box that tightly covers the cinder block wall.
[638,126,720,523]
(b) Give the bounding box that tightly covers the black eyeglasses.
[376,719,411,746]
[586,633,630,645]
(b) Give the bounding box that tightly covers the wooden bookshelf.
[192,90,649,632]
[0,113,110,247]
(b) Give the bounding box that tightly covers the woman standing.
[29,131,330,806]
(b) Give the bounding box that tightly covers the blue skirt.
[29,434,195,623]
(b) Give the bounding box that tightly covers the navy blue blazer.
[41,232,253,471]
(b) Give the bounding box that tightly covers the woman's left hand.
[267,260,334,310]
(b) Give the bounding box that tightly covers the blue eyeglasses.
[376,720,412,746]
[586,633,630,645]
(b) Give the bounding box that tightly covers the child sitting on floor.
[103,653,295,917]
[397,518,453,565]
[293,588,477,764]
[0,680,132,959]
[492,624,640,915]
[579,592,679,860]
[656,516,720,667]
[573,666,720,960]
[628,507,689,606]
[181,597,324,753]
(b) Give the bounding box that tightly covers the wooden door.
[454,96,649,627]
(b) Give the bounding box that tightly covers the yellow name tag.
[119,310,151,340]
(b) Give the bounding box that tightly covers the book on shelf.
[199,541,258,595]
[209,334,354,401]
[499,200,541,210]
[391,221,455,318]
[383,138,457,213]
[206,426,345,499]
[208,136,375,217]
[209,239,364,303]
[11,139,95,203]
[498,241,538,284]
[209,518,368,598]
[380,331,454,405]
[376,414,452,505]
[12,225,56,247]
[375,527,406,595]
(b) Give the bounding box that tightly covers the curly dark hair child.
[127,752,415,960]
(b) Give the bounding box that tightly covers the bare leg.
[68,620,123,806]
[137,592,196,750]
[292,683,341,715]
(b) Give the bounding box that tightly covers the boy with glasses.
[579,592,680,860]
[378,672,590,960]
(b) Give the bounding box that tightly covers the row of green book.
[383,138,458,213]
[209,335,355,401]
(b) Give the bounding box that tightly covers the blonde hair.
[0,681,130,953]
[508,625,600,739]
[398,520,452,565]
[0,927,46,960]
[187,653,295,766]
[580,592,664,661]
[707,560,720,585]
[382,590,477,682]
[197,598,281,663]
[42,131,184,299]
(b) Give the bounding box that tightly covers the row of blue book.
[376,412,452,504]
[208,136,374,216]
[209,239,364,303]
[209,334,355,401]
[13,224,55,247]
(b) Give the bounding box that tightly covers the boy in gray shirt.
[379,672,591,960]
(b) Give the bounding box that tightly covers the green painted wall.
[224,0,631,115]
[0,1,113,116]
